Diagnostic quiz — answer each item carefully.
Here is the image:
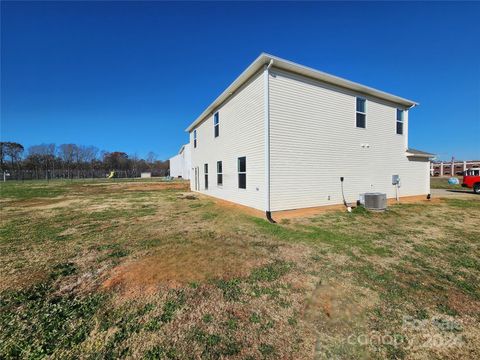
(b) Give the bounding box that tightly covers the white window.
[396,109,404,135]
[214,112,219,138]
[204,163,208,189]
[217,161,223,185]
[193,130,197,148]
[238,157,246,189]
[356,98,366,128]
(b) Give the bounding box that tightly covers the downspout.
[264,59,276,223]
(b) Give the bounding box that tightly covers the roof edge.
[406,148,436,158]
[186,53,419,132]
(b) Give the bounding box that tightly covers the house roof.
[178,143,190,155]
[406,148,435,158]
[186,53,419,132]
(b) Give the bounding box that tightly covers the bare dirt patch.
[123,182,190,191]
[0,269,49,292]
[66,181,189,198]
[102,238,262,296]
[197,194,265,218]
[30,198,83,210]
[304,281,378,325]
[447,291,480,315]
[176,192,198,200]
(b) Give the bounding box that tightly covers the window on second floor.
[193,130,197,148]
[396,109,404,135]
[214,112,219,138]
[356,98,366,128]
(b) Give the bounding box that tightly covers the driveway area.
[431,188,479,199]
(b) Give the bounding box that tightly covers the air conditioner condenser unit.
[363,192,387,211]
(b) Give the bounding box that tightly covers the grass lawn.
[430,176,464,190]
[1,180,479,359]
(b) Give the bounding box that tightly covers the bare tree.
[58,144,76,164]
[146,151,157,164]
[83,146,99,163]
[28,143,55,157]
[146,151,157,171]
[27,144,57,179]
[130,153,140,175]
[58,144,78,178]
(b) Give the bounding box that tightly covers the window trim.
[356,97,367,129]
[214,112,219,138]
[396,109,404,135]
[238,156,246,189]
[217,160,223,186]
[193,129,197,148]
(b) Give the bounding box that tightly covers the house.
[186,53,433,220]
[169,144,191,179]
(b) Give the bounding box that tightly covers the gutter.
[264,59,276,223]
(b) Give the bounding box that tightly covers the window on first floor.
[204,163,208,189]
[396,109,404,135]
[217,161,223,185]
[356,97,366,128]
[238,157,246,189]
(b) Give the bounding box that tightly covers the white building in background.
[169,144,191,179]
[186,53,433,219]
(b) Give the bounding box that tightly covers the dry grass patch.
[102,236,264,296]
[123,181,190,191]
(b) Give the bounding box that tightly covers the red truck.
[462,168,480,194]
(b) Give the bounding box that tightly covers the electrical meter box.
[392,175,400,185]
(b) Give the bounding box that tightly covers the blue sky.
[1,1,479,161]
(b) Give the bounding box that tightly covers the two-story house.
[186,53,433,220]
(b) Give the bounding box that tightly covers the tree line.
[0,142,169,180]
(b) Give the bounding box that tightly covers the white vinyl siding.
[169,154,183,178]
[187,62,428,213]
[169,144,191,180]
[189,71,265,210]
[269,69,428,212]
